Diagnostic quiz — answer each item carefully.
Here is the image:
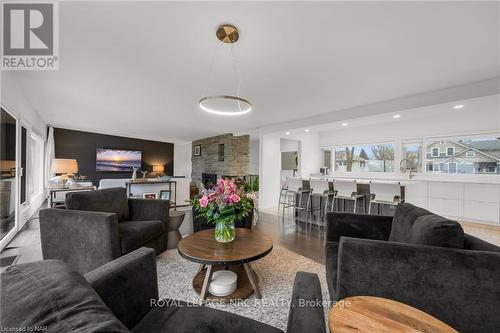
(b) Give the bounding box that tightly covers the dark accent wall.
[54,128,174,186]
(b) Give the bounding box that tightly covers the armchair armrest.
[85,247,158,330]
[337,237,500,333]
[286,272,325,333]
[39,208,121,274]
[128,198,169,222]
[325,212,392,243]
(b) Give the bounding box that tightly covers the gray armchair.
[1,247,326,333]
[325,203,500,333]
[40,187,168,274]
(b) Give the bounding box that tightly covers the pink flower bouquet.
[192,179,253,242]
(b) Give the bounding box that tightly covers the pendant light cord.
[201,42,217,98]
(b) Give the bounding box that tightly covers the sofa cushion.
[389,203,464,248]
[324,241,339,301]
[1,260,129,333]
[131,299,283,333]
[119,220,164,254]
[66,187,129,221]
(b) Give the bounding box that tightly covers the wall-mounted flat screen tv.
[96,148,142,172]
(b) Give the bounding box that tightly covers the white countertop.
[309,174,500,185]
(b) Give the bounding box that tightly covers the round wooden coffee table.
[178,228,273,302]
[328,296,458,333]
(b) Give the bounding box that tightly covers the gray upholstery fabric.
[66,187,130,221]
[119,220,164,254]
[324,241,339,301]
[464,233,500,251]
[324,212,393,300]
[40,189,168,274]
[286,271,326,333]
[85,247,158,330]
[129,198,169,223]
[3,248,326,333]
[132,299,283,333]
[39,208,121,274]
[389,203,465,248]
[1,260,129,333]
[337,237,500,333]
[325,212,393,242]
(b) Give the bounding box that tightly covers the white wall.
[249,139,259,175]
[297,133,321,178]
[280,138,299,152]
[1,72,47,137]
[259,134,281,209]
[173,142,192,178]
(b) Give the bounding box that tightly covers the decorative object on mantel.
[199,24,252,116]
[194,144,201,157]
[141,170,148,179]
[132,167,138,181]
[191,178,253,243]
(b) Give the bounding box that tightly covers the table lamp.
[153,164,165,177]
[51,158,78,186]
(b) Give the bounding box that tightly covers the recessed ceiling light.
[393,114,401,119]
[285,131,291,135]
[305,129,310,132]
[341,123,348,127]
[453,104,464,109]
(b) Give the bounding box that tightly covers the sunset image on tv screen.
[96,149,142,172]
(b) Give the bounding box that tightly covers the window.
[335,143,395,173]
[466,150,475,157]
[425,136,500,174]
[322,149,332,169]
[402,140,422,173]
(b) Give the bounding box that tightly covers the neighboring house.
[426,140,500,174]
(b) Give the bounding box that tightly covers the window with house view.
[402,140,422,173]
[335,143,395,173]
[425,137,500,174]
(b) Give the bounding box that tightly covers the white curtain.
[44,126,55,196]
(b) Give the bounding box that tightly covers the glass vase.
[214,220,235,243]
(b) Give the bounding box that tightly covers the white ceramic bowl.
[209,270,237,296]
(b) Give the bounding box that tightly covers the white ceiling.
[4,1,500,142]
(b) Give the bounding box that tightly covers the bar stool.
[368,181,401,215]
[280,178,309,217]
[332,179,365,213]
[307,179,334,220]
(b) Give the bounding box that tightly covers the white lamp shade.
[52,158,78,174]
[153,165,164,172]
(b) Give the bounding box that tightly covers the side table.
[328,296,458,333]
[167,210,185,249]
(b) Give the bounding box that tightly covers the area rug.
[156,245,330,331]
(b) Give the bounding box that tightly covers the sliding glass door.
[0,108,17,242]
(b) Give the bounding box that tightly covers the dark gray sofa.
[1,247,326,333]
[325,202,500,333]
[39,187,168,274]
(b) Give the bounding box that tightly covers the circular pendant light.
[199,95,252,116]
[199,24,252,116]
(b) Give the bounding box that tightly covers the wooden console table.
[48,185,96,207]
[126,180,177,209]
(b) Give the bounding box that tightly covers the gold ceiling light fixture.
[216,24,239,43]
[199,24,252,116]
